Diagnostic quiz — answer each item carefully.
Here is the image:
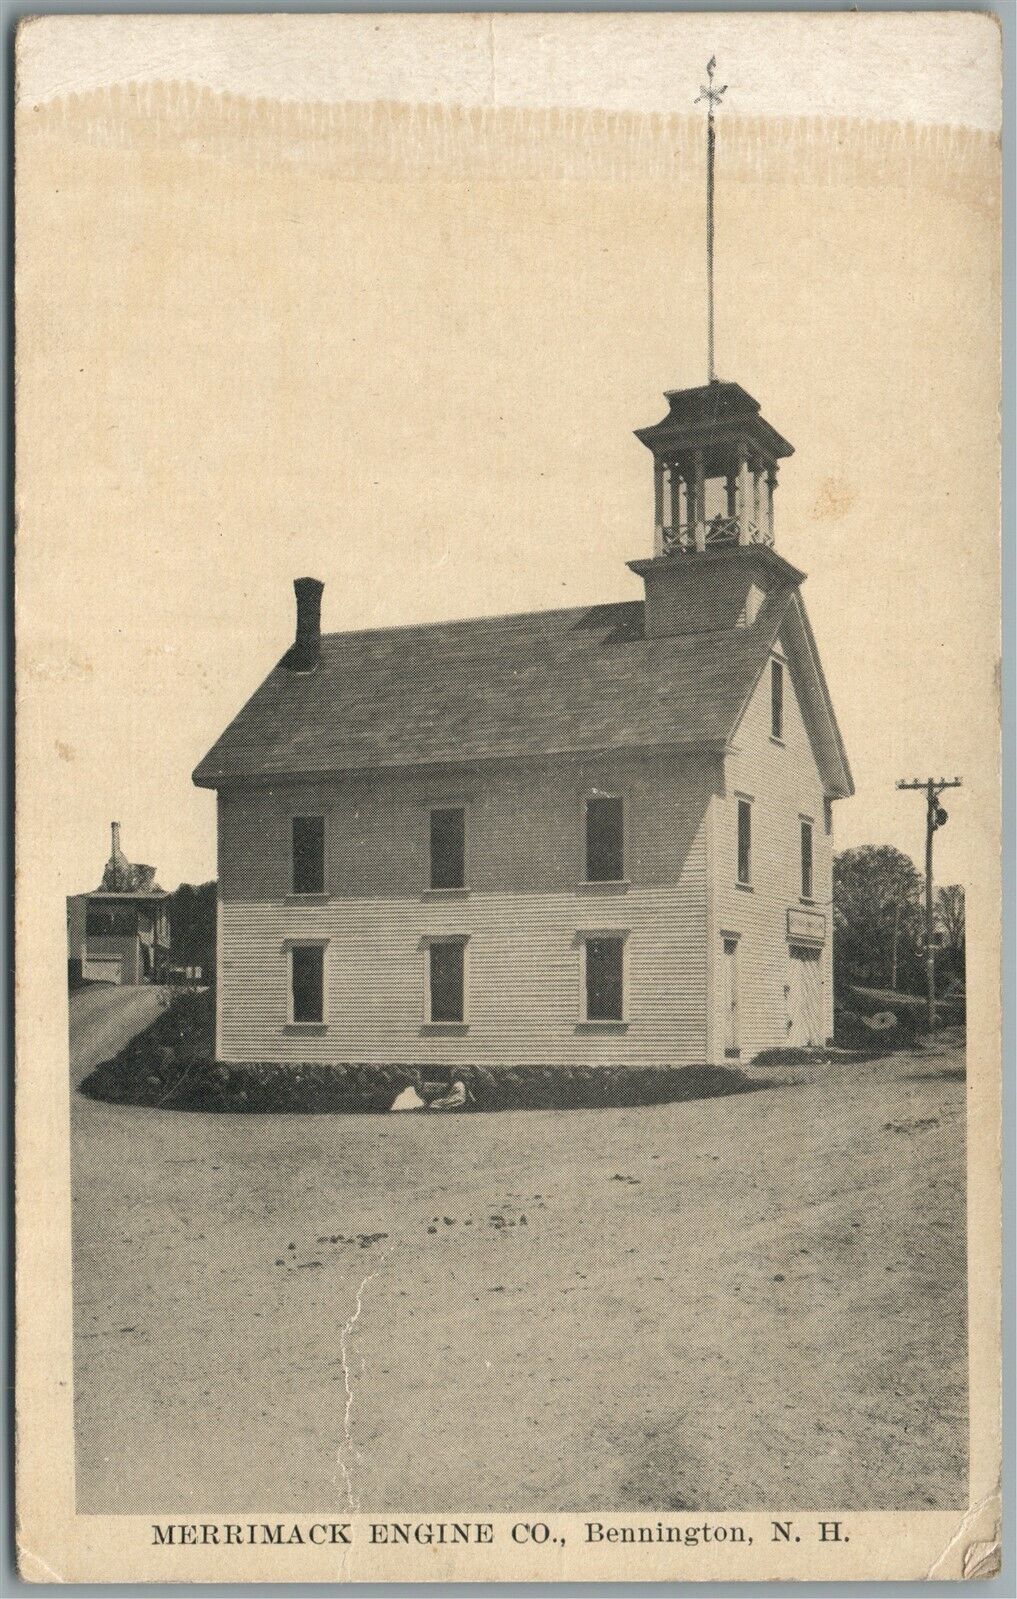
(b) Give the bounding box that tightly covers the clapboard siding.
[217,751,712,1066]
[218,751,712,901]
[219,882,707,1066]
[711,638,835,1060]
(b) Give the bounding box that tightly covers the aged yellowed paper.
[15,12,1002,1583]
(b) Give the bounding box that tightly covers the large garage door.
[82,954,123,985]
[788,945,823,1047]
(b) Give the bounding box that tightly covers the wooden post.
[696,58,727,383]
[737,447,751,544]
[925,781,936,1033]
[752,458,761,535]
[669,465,683,548]
[693,450,706,552]
[685,476,698,548]
[766,467,777,544]
[653,459,665,554]
[896,776,962,1034]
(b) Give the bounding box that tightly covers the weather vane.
[694,55,728,114]
[695,57,728,383]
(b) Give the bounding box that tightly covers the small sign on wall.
[787,907,826,944]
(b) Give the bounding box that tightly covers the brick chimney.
[288,577,324,673]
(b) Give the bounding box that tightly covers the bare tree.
[936,883,966,959]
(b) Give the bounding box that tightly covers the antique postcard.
[14,12,1003,1584]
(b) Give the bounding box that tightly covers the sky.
[17,13,1002,130]
[16,15,1001,899]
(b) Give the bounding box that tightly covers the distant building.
[67,823,170,985]
[194,382,853,1066]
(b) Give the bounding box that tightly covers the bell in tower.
[635,381,793,556]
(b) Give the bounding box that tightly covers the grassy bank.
[78,990,760,1114]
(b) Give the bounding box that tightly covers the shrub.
[79,996,761,1116]
[753,1046,837,1066]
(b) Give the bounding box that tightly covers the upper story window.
[737,797,752,886]
[770,659,784,741]
[430,806,465,890]
[292,816,325,895]
[290,943,325,1024]
[800,817,814,901]
[85,907,136,938]
[585,795,624,883]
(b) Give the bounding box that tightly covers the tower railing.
[660,515,774,554]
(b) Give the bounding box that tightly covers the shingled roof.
[192,586,853,796]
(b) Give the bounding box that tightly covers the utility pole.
[695,58,728,383]
[896,777,962,1032]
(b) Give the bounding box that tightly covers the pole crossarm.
[896,779,963,793]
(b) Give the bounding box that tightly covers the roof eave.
[634,419,795,462]
[83,889,169,900]
[191,736,731,791]
[627,545,805,587]
[788,597,855,798]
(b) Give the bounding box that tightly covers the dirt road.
[68,984,169,1086]
[71,1038,967,1514]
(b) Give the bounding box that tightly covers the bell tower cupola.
[635,381,793,556]
[629,59,803,639]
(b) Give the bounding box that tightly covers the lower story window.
[290,943,325,1024]
[427,938,466,1024]
[584,934,625,1021]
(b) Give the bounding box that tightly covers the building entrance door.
[788,944,823,1047]
[722,937,739,1057]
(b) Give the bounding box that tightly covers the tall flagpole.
[696,58,727,383]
